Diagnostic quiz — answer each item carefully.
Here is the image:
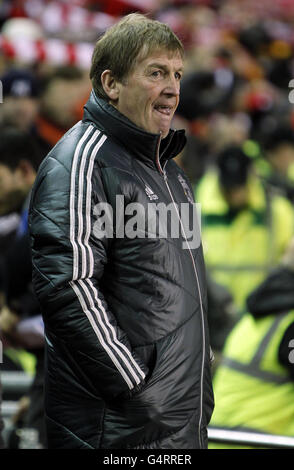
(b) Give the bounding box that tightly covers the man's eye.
[151,71,161,78]
[175,72,182,80]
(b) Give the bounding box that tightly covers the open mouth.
[153,104,173,116]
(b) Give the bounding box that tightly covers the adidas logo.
[145,185,159,201]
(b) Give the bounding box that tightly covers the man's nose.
[163,75,180,96]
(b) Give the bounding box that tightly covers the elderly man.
[29,14,214,449]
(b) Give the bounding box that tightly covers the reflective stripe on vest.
[221,312,291,384]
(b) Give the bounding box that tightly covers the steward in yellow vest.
[196,146,294,314]
[210,265,294,448]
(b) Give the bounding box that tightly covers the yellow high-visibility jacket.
[195,170,294,311]
[210,310,294,448]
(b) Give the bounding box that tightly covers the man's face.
[268,144,294,176]
[41,76,91,129]
[0,164,28,215]
[0,97,39,132]
[222,184,249,211]
[113,49,183,138]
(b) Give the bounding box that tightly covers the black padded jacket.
[29,91,214,449]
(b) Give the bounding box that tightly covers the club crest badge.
[177,174,194,204]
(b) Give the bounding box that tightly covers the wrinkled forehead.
[134,44,184,68]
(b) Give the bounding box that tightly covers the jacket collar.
[83,90,186,173]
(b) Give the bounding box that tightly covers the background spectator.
[258,125,294,203]
[0,127,45,448]
[34,65,91,157]
[195,145,294,315]
[209,237,294,448]
[0,379,4,449]
[0,68,40,133]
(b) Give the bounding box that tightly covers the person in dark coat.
[0,127,46,447]
[29,13,214,449]
[0,379,4,449]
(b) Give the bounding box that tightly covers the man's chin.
[158,127,170,138]
[144,121,170,137]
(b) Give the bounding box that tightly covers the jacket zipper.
[156,138,206,449]
[164,171,206,449]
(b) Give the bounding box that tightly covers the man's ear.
[101,70,120,102]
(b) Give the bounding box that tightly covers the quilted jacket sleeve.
[29,139,148,402]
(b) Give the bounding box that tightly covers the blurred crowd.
[0,0,294,449]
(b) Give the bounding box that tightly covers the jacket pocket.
[101,322,199,448]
